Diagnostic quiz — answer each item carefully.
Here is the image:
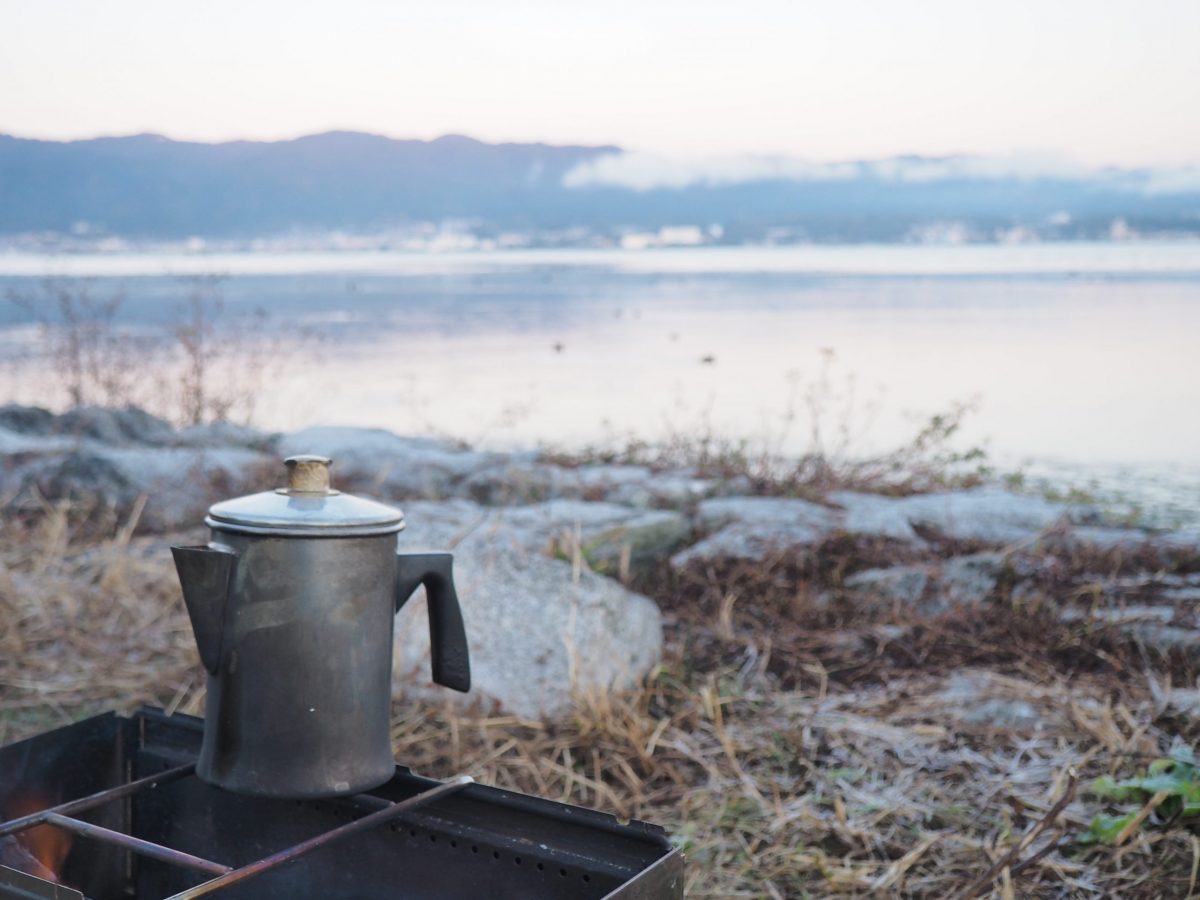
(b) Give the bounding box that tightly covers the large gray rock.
[0,405,180,454]
[841,552,1007,613]
[940,552,1009,602]
[497,499,689,571]
[0,405,276,530]
[671,491,943,567]
[400,498,688,574]
[1162,530,1200,552]
[671,487,1173,568]
[829,492,924,543]
[0,405,55,436]
[842,563,932,609]
[279,426,497,499]
[459,457,581,504]
[393,516,663,719]
[0,403,275,452]
[53,406,177,445]
[612,474,714,508]
[13,445,271,530]
[671,496,835,566]
[460,459,715,509]
[695,496,835,532]
[0,426,74,455]
[888,488,1067,544]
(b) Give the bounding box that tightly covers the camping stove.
[0,708,683,899]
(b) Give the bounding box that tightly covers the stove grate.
[0,767,471,899]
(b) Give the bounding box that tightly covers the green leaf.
[1080,813,1137,844]
[1147,757,1177,776]
[1172,746,1197,766]
[1092,775,1146,801]
[1080,748,1200,845]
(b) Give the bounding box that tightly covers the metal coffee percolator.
[170,455,470,799]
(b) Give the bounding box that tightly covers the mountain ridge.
[1,130,1197,243]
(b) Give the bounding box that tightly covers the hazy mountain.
[0,131,615,237]
[1,131,1198,243]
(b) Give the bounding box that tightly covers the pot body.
[198,529,398,798]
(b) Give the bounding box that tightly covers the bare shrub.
[6,275,310,426]
[545,349,989,497]
[166,275,294,425]
[5,279,159,410]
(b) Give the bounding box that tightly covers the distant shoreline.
[3,240,1200,279]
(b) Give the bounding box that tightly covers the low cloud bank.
[562,151,1200,195]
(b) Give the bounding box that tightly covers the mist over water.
[1,243,1197,521]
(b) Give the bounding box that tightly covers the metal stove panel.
[0,710,683,899]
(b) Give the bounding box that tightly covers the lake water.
[1,242,1198,523]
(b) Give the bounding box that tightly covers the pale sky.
[2,0,1198,167]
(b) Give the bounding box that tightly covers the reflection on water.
[0,244,1197,519]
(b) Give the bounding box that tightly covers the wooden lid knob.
[284,455,332,493]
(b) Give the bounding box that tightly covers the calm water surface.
[1,243,1197,521]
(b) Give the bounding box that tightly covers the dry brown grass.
[3,506,1200,897]
[0,500,206,742]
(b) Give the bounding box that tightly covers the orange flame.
[0,792,73,882]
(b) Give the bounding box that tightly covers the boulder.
[278,426,497,499]
[0,405,55,436]
[671,496,835,567]
[573,464,656,495]
[694,496,834,532]
[840,552,1007,613]
[828,492,924,543]
[581,466,714,509]
[496,499,689,571]
[459,458,582,504]
[393,514,663,719]
[0,427,74,456]
[460,459,715,509]
[940,552,1009,602]
[0,405,275,530]
[842,563,932,609]
[891,488,1067,545]
[400,498,689,574]
[54,406,177,445]
[670,487,1173,568]
[1162,530,1200,552]
[13,446,272,530]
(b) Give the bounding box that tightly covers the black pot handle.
[395,551,471,692]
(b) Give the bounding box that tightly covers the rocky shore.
[2,404,1197,719]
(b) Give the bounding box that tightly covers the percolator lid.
[205,455,405,537]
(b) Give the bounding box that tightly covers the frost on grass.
[4,500,1200,896]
